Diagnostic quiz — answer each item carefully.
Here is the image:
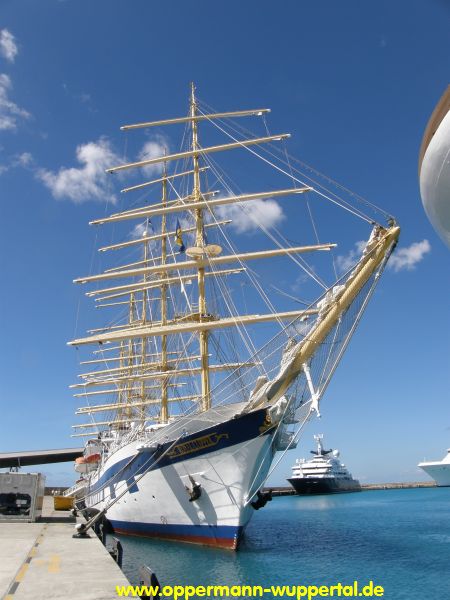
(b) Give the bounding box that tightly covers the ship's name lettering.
[168,433,229,458]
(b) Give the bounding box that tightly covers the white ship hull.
[419,86,450,248]
[418,452,450,487]
[81,406,275,549]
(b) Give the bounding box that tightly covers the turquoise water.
[114,488,450,599]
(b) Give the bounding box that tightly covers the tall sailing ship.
[67,84,399,549]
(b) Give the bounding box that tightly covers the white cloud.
[388,239,431,272]
[138,135,169,177]
[0,73,31,130]
[13,151,33,167]
[0,29,18,63]
[217,198,285,234]
[36,138,121,203]
[35,136,170,204]
[0,151,34,175]
[336,241,366,273]
[337,238,431,274]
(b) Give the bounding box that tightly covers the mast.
[117,341,126,423]
[190,82,210,412]
[72,85,395,438]
[127,293,137,423]
[160,164,169,422]
[138,163,170,424]
[139,219,149,424]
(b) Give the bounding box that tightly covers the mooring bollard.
[109,537,123,569]
[139,565,161,599]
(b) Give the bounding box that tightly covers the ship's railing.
[63,481,85,497]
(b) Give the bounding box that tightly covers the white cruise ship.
[419,85,450,247]
[287,435,361,494]
[418,451,450,486]
[417,88,450,488]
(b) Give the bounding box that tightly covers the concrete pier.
[0,497,131,600]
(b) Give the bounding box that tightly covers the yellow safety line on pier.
[4,524,47,599]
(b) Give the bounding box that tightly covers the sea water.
[114,488,450,599]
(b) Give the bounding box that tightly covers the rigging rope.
[198,98,393,223]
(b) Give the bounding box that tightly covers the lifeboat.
[84,453,101,463]
[74,453,101,474]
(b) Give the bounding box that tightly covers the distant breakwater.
[264,482,437,496]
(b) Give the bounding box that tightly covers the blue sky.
[0,0,449,486]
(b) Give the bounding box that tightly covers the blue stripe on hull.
[110,519,244,549]
[89,407,270,496]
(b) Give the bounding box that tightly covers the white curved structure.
[418,87,450,485]
[419,86,450,247]
[418,450,450,487]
